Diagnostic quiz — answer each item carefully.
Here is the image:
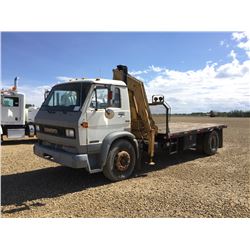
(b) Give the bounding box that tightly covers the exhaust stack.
[14,77,19,90]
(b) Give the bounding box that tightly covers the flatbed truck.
[34,65,227,181]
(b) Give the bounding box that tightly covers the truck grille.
[39,125,69,138]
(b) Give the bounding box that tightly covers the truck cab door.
[1,95,24,125]
[86,85,129,147]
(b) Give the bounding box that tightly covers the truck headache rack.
[149,94,171,135]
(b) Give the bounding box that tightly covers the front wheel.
[103,139,136,181]
[203,130,219,155]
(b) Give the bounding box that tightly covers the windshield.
[41,82,91,112]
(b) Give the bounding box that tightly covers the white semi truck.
[1,77,39,141]
[34,65,227,181]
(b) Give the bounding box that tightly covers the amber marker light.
[81,122,88,128]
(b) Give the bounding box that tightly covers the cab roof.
[59,78,126,87]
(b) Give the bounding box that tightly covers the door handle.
[118,112,125,117]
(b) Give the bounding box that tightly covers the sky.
[1,32,250,113]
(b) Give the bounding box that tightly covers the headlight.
[65,129,75,137]
[35,124,40,132]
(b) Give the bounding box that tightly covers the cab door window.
[90,87,108,109]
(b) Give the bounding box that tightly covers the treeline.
[215,110,250,117]
[172,110,250,117]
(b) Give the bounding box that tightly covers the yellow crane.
[113,65,158,164]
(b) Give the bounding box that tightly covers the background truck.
[1,77,39,141]
[34,65,227,181]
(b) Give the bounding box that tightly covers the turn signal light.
[81,122,88,128]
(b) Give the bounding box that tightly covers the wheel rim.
[114,151,131,172]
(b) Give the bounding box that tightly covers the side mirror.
[90,89,98,111]
[108,90,113,100]
[94,89,98,111]
[44,89,50,100]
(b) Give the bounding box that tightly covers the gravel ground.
[1,116,250,217]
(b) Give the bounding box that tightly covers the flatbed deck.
[157,122,227,138]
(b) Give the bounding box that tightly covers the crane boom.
[113,65,158,163]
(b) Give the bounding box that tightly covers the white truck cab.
[34,76,138,181]
[1,78,38,141]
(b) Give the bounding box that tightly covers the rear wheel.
[103,139,136,181]
[203,130,219,155]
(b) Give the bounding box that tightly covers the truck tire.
[103,139,136,181]
[203,130,219,155]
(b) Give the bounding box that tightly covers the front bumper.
[34,143,90,169]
